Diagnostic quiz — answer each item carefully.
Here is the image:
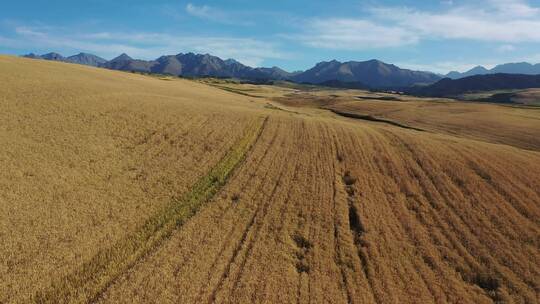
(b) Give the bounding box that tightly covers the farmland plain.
[1,57,539,303]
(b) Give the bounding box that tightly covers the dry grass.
[1,56,539,303]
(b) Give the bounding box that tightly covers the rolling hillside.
[1,56,539,303]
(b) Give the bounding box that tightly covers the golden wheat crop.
[274,89,540,151]
[97,113,540,303]
[1,56,539,303]
[328,97,540,151]
[0,56,262,303]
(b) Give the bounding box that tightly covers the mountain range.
[23,52,440,89]
[446,63,540,79]
[22,52,540,91]
[25,52,297,82]
[25,52,107,67]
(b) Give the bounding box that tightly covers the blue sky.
[1,0,540,73]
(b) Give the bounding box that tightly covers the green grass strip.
[34,116,268,304]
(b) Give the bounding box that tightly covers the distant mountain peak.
[365,59,383,64]
[224,58,241,65]
[66,53,107,66]
[112,53,133,62]
[469,66,489,72]
[41,52,65,60]
[293,59,441,88]
[22,53,41,59]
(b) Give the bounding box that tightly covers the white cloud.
[14,26,147,58]
[369,1,540,43]
[185,3,252,25]
[290,18,418,50]
[0,35,24,48]
[294,0,540,51]
[528,53,540,63]
[497,44,517,53]
[186,3,211,18]
[487,0,540,17]
[8,25,287,67]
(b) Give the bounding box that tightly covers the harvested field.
[1,56,539,303]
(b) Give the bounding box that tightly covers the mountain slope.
[410,73,540,97]
[40,52,65,61]
[101,53,156,72]
[150,55,183,75]
[446,66,490,79]
[66,53,107,66]
[292,59,441,88]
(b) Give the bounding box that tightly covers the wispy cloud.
[368,0,540,43]
[0,35,24,48]
[528,53,540,62]
[7,25,288,67]
[293,0,540,51]
[487,0,540,17]
[289,18,418,50]
[185,3,211,18]
[185,3,252,25]
[497,44,517,53]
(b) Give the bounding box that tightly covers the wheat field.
[1,56,539,303]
